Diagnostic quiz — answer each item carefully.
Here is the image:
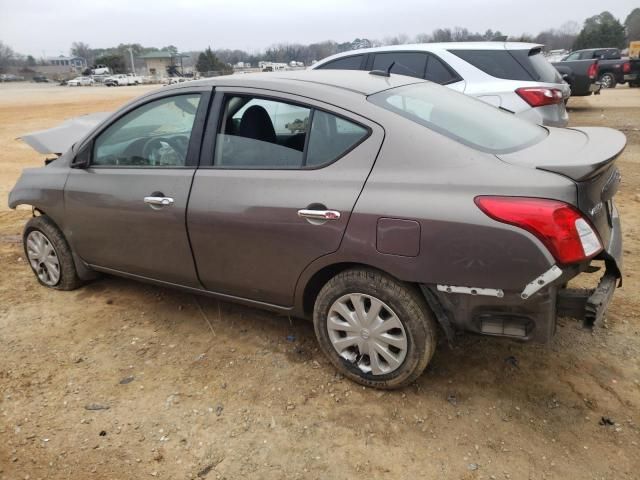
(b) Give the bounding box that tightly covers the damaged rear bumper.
[425,264,620,344]
[556,206,621,328]
[423,206,622,343]
[557,272,617,328]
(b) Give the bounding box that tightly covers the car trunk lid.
[497,126,626,270]
[498,127,625,181]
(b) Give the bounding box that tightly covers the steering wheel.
[142,137,170,163]
[141,136,189,165]
[170,135,189,156]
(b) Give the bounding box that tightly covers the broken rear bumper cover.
[558,206,622,329]
[557,271,618,328]
[424,211,622,343]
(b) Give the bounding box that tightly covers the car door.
[63,88,211,287]
[187,88,384,306]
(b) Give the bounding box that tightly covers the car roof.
[312,41,544,66]
[575,47,618,52]
[166,70,426,96]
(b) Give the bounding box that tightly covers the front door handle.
[297,209,341,221]
[144,196,174,208]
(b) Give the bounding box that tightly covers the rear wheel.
[599,73,616,89]
[313,268,437,389]
[23,215,83,290]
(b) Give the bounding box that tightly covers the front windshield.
[368,83,548,154]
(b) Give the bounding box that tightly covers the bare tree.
[432,28,453,42]
[414,33,432,43]
[71,41,93,64]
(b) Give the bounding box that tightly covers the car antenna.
[370,61,395,77]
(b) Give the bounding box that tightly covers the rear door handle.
[144,196,174,208]
[297,209,341,221]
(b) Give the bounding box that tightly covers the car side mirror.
[71,141,92,168]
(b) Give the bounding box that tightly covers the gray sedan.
[9,71,624,389]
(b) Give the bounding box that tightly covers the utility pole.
[128,47,135,74]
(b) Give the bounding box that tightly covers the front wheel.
[313,268,438,389]
[599,73,616,89]
[23,215,83,290]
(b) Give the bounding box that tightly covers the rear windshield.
[368,83,547,154]
[450,49,530,80]
[450,48,561,83]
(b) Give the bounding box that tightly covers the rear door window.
[371,52,428,79]
[449,49,532,81]
[306,111,368,167]
[425,54,461,84]
[316,55,365,70]
[214,95,369,169]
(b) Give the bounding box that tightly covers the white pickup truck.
[104,74,142,86]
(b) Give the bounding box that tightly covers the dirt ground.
[0,82,639,480]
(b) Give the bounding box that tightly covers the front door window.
[93,94,201,167]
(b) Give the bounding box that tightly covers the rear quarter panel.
[294,116,577,313]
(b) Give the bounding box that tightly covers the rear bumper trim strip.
[437,284,504,298]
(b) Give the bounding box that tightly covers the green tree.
[94,54,125,73]
[26,55,36,66]
[625,8,640,42]
[574,11,626,49]
[196,47,230,75]
[163,45,179,55]
[0,41,15,72]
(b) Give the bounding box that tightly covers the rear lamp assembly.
[475,196,603,265]
[515,87,563,107]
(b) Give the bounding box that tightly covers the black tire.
[313,268,437,389]
[23,215,83,290]
[599,73,616,89]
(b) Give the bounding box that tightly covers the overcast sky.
[0,0,637,56]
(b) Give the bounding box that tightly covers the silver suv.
[311,42,570,127]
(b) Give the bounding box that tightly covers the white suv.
[311,42,570,127]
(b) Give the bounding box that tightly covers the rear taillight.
[515,87,563,107]
[475,196,602,265]
[587,62,598,79]
[623,62,631,74]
